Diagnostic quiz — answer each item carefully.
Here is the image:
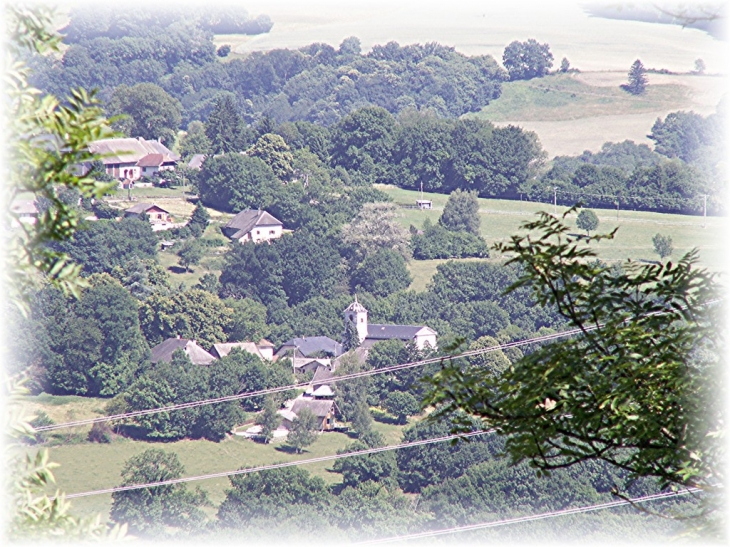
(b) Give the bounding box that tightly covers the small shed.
[416,199,433,210]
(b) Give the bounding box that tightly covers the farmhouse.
[88,137,179,181]
[275,336,343,359]
[279,399,337,431]
[124,203,173,230]
[343,297,437,350]
[210,341,273,361]
[222,209,283,243]
[291,357,331,374]
[150,337,216,366]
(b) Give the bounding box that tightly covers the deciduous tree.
[286,408,320,453]
[652,233,674,261]
[107,83,182,146]
[439,189,481,235]
[576,208,599,235]
[502,39,554,80]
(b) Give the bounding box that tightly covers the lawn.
[378,185,727,291]
[20,403,408,523]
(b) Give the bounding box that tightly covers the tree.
[652,233,674,261]
[439,189,481,235]
[342,320,361,352]
[576,208,599,235]
[559,57,570,72]
[502,39,554,80]
[625,59,648,95]
[205,95,249,154]
[255,396,281,443]
[224,297,270,342]
[342,202,410,260]
[217,44,231,57]
[110,449,207,537]
[694,58,706,74]
[350,248,412,297]
[177,240,204,272]
[250,133,294,180]
[383,391,420,424]
[198,153,278,212]
[332,433,398,487]
[178,120,211,159]
[187,203,210,237]
[286,408,320,453]
[425,210,722,519]
[107,83,182,146]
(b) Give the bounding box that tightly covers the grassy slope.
[472,73,691,122]
[377,185,727,291]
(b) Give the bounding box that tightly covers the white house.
[88,137,179,182]
[222,209,284,244]
[123,203,174,231]
[343,297,437,350]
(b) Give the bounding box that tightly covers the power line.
[355,488,700,545]
[54,430,492,501]
[35,327,592,433]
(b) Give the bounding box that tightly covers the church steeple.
[343,295,368,343]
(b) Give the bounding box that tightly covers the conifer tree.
[205,95,247,153]
[625,59,648,95]
[342,319,361,352]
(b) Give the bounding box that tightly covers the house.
[275,336,343,360]
[257,339,275,360]
[88,137,179,181]
[311,366,335,389]
[11,200,40,225]
[279,399,337,431]
[187,154,206,170]
[150,337,216,366]
[222,209,284,244]
[291,357,331,375]
[124,203,173,230]
[343,297,437,350]
[416,199,433,210]
[211,341,273,361]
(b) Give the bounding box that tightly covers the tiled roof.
[366,324,435,341]
[290,398,334,419]
[124,202,171,215]
[89,137,179,165]
[211,342,264,360]
[136,153,165,167]
[223,209,282,239]
[343,296,367,314]
[150,338,216,365]
[276,336,343,358]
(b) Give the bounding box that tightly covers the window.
[269,230,275,235]
[360,318,364,323]
[256,230,260,235]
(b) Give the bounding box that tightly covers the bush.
[411,220,489,260]
[88,421,113,443]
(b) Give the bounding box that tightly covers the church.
[343,297,437,350]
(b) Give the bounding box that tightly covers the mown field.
[374,185,728,291]
[20,392,407,522]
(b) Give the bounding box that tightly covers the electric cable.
[55,430,492,500]
[355,488,700,545]
[35,326,592,433]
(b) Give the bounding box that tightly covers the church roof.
[343,296,367,314]
[366,324,436,342]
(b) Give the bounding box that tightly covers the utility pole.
[703,194,707,228]
[616,198,619,222]
[553,187,557,216]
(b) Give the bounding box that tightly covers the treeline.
[32,8,505,127]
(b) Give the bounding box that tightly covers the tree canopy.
[107,83,182,146]
[502,39,554,80]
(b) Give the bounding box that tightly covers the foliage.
[342,202,410,260]
[225,298,271,342]
[177,239,204,272]
[87,421,113,443]
[411,219,489,260]
[648,110,722,163]
[255,397,282,443]
[286,408,320,453]
[198,153,278,212]
[576,208,599,235]
[502,39,554,80]
[179,120,212,158]
[425,210,723,512]
[7,7,117,307]
[110,449,208,537]
[625,59,648,95]
[250,133,295,179]
[439,189,481,234]
[333,432,398,487]
[559,57,570,72]
[334,352,372,433]
[350,248,412,297]
[652,233,674,260]
[59,217,158,275]
[31,274,149,396]
[188,203,210,237]
[107,82,182,146]
[342,321,361,352]
[205,95,251,154]
[139,289,232,348]
[382,390,420,424]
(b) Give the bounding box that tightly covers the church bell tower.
[343,296,368,343]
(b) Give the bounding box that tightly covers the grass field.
[18,392,407,523]
[377,185,727,291]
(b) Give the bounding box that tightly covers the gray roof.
[188,154,206,169]
[290,398,335,419]
[150,338,216,365]
[276,336,343,358]
[223,209,282,239]
[211,342,264,360]
[124,202,171,215]
[89,137,179,165]
[312,366,335,388]
[366,324,430,341]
